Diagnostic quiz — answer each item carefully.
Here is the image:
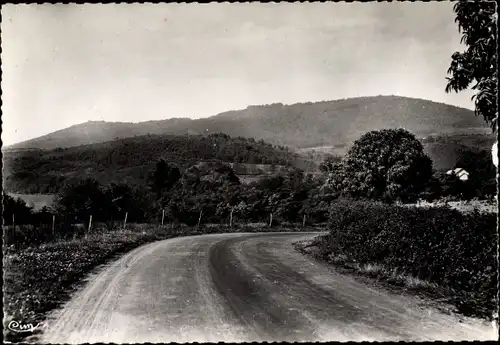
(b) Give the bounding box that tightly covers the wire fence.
[3,210,326,251]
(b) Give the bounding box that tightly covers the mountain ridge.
[6,95,489,151]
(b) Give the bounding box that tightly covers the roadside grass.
[294,239,441,296]
[292,238,467,326]
[3,223,322,343]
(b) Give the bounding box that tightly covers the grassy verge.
[293,237,449,301]
[293,200,498,321]
[2,223,320,343]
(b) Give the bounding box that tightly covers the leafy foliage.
[421,147,499,201]
[420,171,463,201]
[56,179,152,226]
[323,200,497,319]
[158,161,243,225]
[454,149,497,198]
[327,129,433,202]
[446,1,498,132]
[56,179,108,225]
[103,183,152,224]
[2,193,34,225]
[147,159,181,199]
[318,155,342,173]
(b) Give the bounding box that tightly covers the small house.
[446,167,469,181]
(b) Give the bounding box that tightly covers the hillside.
[2,134,301,194]
[298,132,496,171]
[7,96,489,151]
[421,133,497,170]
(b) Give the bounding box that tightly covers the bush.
[327,129,433,202]
[2,193,35,225]
[324,199,497,318]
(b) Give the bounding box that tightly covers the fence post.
[230,207,234,228]
[52,215,56,236]
[269,213,273,227]
[88,215,93,233]
[161,209,165,226]
[198,210,203,227]
[123,212,128,230]
[303,214,306,227]
[11,214,16,248]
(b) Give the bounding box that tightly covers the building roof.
[446,168,469,180]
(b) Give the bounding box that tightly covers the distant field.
[237,175,265,184]
[296,146,347,159]
[9,194,56,211]
[227,163,290,175]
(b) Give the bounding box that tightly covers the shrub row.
[322,200,497,319]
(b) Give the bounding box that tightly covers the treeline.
[2,194,55,226]
[54,160,328,226]
[3,159,327,226]
[3,133,299,194]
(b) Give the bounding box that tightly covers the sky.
[1,2,476,146]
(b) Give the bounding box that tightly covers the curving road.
[40,232,494,343]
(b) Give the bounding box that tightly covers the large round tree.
[331,128,433,202]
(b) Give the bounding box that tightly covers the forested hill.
[3,133,300,194]
[7,95,489,151]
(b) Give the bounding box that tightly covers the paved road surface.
[40,232,494,343]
